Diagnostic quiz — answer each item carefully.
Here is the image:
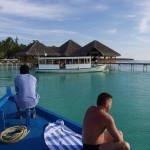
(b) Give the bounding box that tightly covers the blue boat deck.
[0,88,133,150]
[0,100,49,150]
[0,89,82,150]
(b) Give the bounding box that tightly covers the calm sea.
[0,62,150,150]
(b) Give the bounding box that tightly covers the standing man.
[82,92,130,150]
[14,64,40,118]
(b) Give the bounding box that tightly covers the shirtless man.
[82,92,130,150]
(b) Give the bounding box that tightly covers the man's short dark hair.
[20,64,29,74]
[97,92,112,106]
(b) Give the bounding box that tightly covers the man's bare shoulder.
[102,113,114,124]
[87,106,97,111]
[85,106,97,116]
[99,111,114,122]
[85,106,114,122]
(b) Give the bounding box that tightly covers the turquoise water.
[0,67,150,150]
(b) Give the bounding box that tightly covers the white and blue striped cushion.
[44,120,83,150]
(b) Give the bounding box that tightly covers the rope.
[0,125,29,144]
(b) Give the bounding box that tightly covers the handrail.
[0,87,12,108]
[0,87,31,128]
[0,87,13,131]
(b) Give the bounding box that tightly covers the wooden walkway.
[104,62,150,72]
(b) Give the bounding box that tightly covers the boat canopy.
[38,56,91,65]
[38,56,91,60]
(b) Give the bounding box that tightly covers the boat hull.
[36,64,108,73]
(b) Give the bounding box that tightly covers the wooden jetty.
[105,62,150,72]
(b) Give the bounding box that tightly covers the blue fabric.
[44,120,83,150]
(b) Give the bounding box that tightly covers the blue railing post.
[26,108,31,128]
[6,86,12,96]
[0,109,6,132]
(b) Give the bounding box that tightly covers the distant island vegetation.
[0,37,33,59]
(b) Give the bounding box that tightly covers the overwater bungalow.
[15,41,60,65]
[15,40,120,68]
[59,40,81,56]
[72,40,120,63]
[15,40,120,59]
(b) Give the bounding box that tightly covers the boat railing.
[0,87,12,131]
[0,87,33,129]
[0,87,12,108]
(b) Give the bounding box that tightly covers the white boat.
[36,56,107,73]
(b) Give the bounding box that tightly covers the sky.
[0,0,150,60]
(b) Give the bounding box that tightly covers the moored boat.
[36,56,108,73]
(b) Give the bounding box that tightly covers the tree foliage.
[0,37,26,58]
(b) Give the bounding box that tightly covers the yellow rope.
[0,125,29,144]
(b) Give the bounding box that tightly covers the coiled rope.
[0,125,29,143]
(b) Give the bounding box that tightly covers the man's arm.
[106,115,123,142]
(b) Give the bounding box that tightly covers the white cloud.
[92,4,109,11]
[0,15,77,41]
[115,0,150,34]
[0,0,109,41]
[139,17,150,33]
[0,0,70,20]
[125,14,136,18]
[135,0,150,33]
[0,0,108,20]
[0,15,101,45]
[136,36,150,43]
[106,28,117,34]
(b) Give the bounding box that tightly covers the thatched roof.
[46,46,60,57]
[72,40,120,57]
[59,40,81,56]
[15,41,60,57]
[15,40,120,58]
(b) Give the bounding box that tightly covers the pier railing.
[104,62,150,72]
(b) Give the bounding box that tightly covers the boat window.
[53,60,59,64]
[85,59,89,64]
[81,59,84,64]
[39,59,45,64]
[66,59,72,64]
[78,59,80,64]
[73,59,78,64]
[60,60,66,65]
[87,59,90,63]
[47,59,52,64]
